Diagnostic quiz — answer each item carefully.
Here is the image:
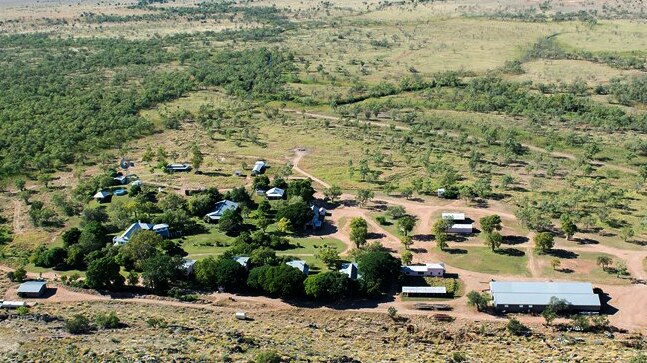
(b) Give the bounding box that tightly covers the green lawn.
[436,246,530,277]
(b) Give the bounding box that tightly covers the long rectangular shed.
[490,281,601,313]
[402,286,447,297]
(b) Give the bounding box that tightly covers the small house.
[307,205,327,229]
[165,164,192,173]
[251,161,266,175]
[401,286,447,298]
[401,263,445,277]
[113,175,128,185]
[448,223,473,234]
[205,200,239,223]
[181,259,197,276]
[113,222,170,246]
[17,281,47,298]
[286,260,309,275]
[265,187,285,200]
[93,190,112,204]
[131,180,142,187]
[233,256,250,269]
[442,212,465,221]
[340,262,360,280]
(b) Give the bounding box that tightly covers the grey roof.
[206,200,239,220]
[340,262,359,280]
[402,286,447,294]
[265,187,285,197]
[252,161,266,173]
[17,281,47,293]
[442,212,465,221]
[182,259,197,268]
[113,222,169,245]
[286,260,309,274]
[490,281,600,307]
[93,190,111,198]
[233,256,250,266]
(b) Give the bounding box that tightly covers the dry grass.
[1,298,643,362]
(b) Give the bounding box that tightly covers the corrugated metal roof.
[490,281,600,308]
[490,281,594,294]
[286,260,309,274]
[402,286,447,294]
[442,213,465,221]
[17,281,46,293]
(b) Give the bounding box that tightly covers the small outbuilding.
[401,263,445,277]
[0,301,26,309]
[165,164,192,173]
[113,175,128,185]
[286,260,309,275]
[251,161,266,175]
[17,281,47,298]
[442,212,465,221]
[93,190,112,204]
[448,223,473,234]
[265,187,285,200]
[437,188,445,198]
[181,259,197,276]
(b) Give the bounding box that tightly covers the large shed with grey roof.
[490,281,601,313]
[17,281,48,298]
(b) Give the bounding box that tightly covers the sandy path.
[12,200,23,235]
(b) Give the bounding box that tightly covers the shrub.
[256,351,281,363]
[506,318,529,336]
[375,215,388,225]
[146,317,167,328]
[8,266,27,282]
[16,306,30,315]
[65,314,92,334]
[95,312,120,329]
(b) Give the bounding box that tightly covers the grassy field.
[432,246,530,277]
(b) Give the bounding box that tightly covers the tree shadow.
[557,268,574,274]
[413,234,434,242]
[367,232,386,240]
[502,235,528,245]
[546,249,578,259]
[495,248,525,257]
[410,247,428,253]
[444,248,467,255]
[573,237,598,245]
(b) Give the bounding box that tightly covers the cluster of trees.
[193,243,399,301]
[0,33,296,177]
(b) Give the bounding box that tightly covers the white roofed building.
[401,263,445,277]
